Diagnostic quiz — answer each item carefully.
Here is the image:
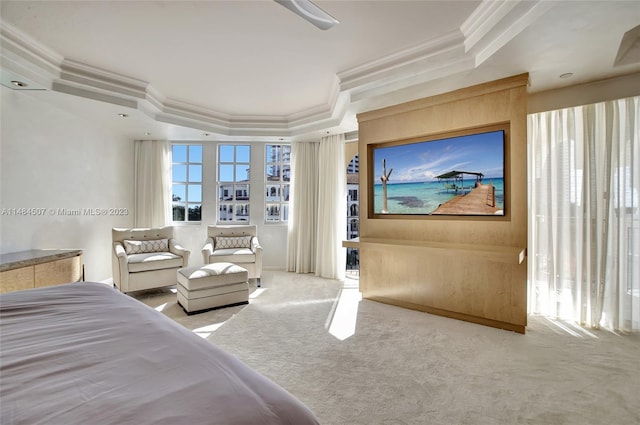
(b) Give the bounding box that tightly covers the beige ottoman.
[177,263,249,314]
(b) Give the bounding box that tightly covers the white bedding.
[0,282,320,425]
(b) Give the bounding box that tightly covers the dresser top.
[0,249,83,272]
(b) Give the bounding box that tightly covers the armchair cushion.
[123,238,169,255]
[210,248,256,263]
[214,235,252,249]
[127,252,184,273]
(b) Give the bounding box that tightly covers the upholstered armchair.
[202,225,262,286]
[112,226,190,293]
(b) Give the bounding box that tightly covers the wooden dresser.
[0,250,83,293]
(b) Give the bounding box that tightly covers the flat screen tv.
[368,123,508,218]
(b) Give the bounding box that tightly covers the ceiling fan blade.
[274,0,339,31]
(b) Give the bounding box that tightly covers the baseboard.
[366,295,526,334]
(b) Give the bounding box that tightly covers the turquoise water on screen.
[373,178,504,215]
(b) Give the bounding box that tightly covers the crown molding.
[1,1,549,137]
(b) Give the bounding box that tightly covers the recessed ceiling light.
[203,133,210,137]
[144,132,151,136]
[11,80,28,87]
[559,73,574,79]
[118,113,128,118]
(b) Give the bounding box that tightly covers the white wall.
[0,87,290,280]
[0,86,135,281]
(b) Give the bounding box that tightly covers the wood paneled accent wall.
[356,74,529,333]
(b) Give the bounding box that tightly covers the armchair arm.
[169,239,190,267]
[114,242,127,259]
[251,236,263,254]
[112,242,129,291]
[202,237,214,264]
[251,236,263,276]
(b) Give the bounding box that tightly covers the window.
[265,144,290,222]
[172,144,202,222]
[218,144,250,222]
[346,154,359,271]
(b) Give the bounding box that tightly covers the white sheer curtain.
[287,134,347,279]
[528,96,639,332]
[315,133,346,279]
[287,141,319,273]
[133,140,171,228]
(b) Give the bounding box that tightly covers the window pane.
[236,184,250,200]
[172,145,187,162]
[219,203,233,221]
[283,164,291,182]
[188,184,202,203]
[219,184,234,201]
[282,184,290,201]
[235,204,249,221]
[172,184,186,202]
[266,145,279,162]
[172,164,187,182]
[236,166,250,182]
[189,145,202,163]
[189,165,202,182]
[282,204,289,221]
[266,204,280,222]
[219,145,234,162]
[188,204,201,221]
[266,185,280,201]
[236,145,250,163]
[219,164,234,182]
[267,165,280,181]
[173,203,185,221]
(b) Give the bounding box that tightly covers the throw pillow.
[123,238,169,255]
[215,235,252,249]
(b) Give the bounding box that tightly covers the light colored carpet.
[135,271,640,425]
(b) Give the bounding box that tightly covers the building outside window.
[172,144,202,222]
[218,144,250,222]
[265,144,290,223]
[346,154,359,270]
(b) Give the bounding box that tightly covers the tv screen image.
[371,128,506,217]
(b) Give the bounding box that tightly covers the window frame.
[171,143,203,223]
[217,144,251,223]
[265,144,291,223]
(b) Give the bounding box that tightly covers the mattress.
[0,282,320,425]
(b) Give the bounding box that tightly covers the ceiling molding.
[0,1,548,138]
[337,29,464,91]
[460,0,519,53]
[467,0,555,66]
[60,59,150,100]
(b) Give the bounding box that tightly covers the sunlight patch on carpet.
[192,322,226,339]
[327,281,362,341]
[544,317,599,338]
[250,288,267,299]
[154,302,168,312]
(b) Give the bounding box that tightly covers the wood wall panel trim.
[357,73,529,123]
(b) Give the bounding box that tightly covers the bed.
[0,282,320,425]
